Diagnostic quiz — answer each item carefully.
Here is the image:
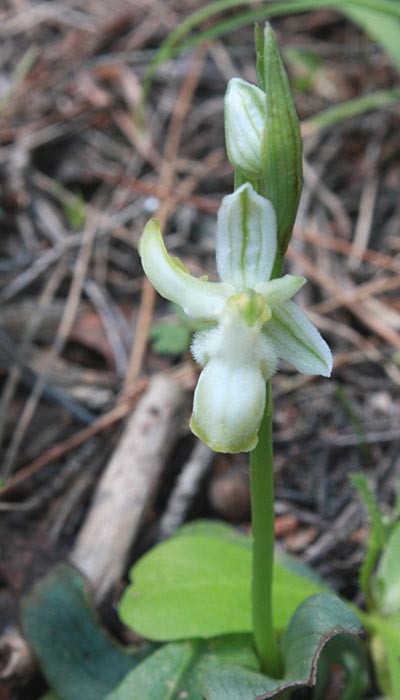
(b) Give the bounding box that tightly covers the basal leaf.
[201,593,363,700]
[174,518,252,547]
[179,521,325,584]
[20,564,150,700]
[105,635,259,700]
[313,635,370,700]
[119,532,324,640]
[105,642,195,700]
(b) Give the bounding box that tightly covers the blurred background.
[0,0,399,694]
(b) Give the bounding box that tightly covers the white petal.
[256,275,306,306]
[139,219,233,319]
[225,78,266,177]
[266,300,332,376]
[190,358,266,453]
[216,184,277,289]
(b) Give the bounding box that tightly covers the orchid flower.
[139,183,332,453]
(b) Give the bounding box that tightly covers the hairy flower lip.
[139,183,332,452]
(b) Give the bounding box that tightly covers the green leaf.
[178,520,325,582]
[303,88,400,135]
[201,593,363,700]
[372,519,400,616]
[149,302,215,355]
[262,23,302,268]
[142,0,400,101]
[20,564,150,700]
[105,636,259,700]
[149,321,191,355]
[351,472,387,604]
[365,612,400,697]
[335,384,371,463]
[313,635,370,700]
[174,518,252,547]
[63,191,86,230]
[119,532,324,641]
[284,48,322,94]
[342,3,400,69]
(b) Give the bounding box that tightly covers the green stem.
[250,382,282,678]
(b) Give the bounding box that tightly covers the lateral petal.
[266,300,332,377]
[139,219,233,319]
[216,184,277,289]
[256,274,306,306]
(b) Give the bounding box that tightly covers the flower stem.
[250,381,282,677]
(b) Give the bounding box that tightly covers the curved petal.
[139,219,233,319]
[266,300,332,377]
[190,358,266,453]
[224,78,266,177]
[216,184,277,289]
[256,275,306,306]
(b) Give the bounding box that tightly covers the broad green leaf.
[278,551,325,587]
[313,635,370,700]
[174,518,252,547]
[105,636,259,700]
[178,519,325,583]
[201,593,363,700]
[119,533,324,640]
[343,4,400,69]
[372,520,400,616]
[21,564,150,700]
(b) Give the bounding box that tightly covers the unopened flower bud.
[224,78,266,178]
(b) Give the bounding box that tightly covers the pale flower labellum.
[139,183,332,453]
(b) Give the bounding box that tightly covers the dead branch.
[70,372,190,602]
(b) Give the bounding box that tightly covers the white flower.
[139,183,332,453]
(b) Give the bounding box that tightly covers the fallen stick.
[70,372,190,602]
[159,440,214,539]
